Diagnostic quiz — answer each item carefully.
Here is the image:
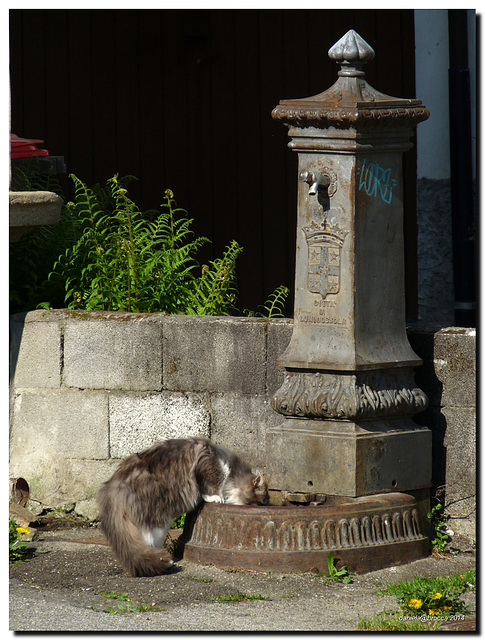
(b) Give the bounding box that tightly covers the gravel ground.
[9,524,476,633]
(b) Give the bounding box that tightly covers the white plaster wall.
[414,9,450,180]
[413,9,476,325]
[414,9,476,180]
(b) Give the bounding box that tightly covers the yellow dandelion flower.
[16,527,30,535]
[442,606,452,611]
[432,592,443,600]
[428,608,441,616]
[408,598,423,609]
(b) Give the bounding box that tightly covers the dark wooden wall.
[9,9,418,315]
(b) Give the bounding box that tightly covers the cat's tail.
[97,482,173,577]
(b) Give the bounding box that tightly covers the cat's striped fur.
[97,437,269,576]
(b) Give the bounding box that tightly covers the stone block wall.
[409,326,476,538]
[9,311,475,538]
[9,310,292,519]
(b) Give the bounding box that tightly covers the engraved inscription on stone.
[297,311,347,325]
[308,245,340,295]
[303,215,348,299]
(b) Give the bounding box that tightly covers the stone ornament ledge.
[9,190,63,241]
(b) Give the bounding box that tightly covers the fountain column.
[267,30,431,497]
[184,31,432,573]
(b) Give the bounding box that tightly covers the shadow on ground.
[9,523,476,632]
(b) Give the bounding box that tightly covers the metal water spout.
[299,169,331,195]
[267,30,431,498]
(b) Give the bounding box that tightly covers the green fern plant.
[41,175,241,315]
[11,156,62,194]
[11,173,290,318]
[136,188,211,314]
[10,203,79,313]
[186,240,243,316]
[244,285,290,318]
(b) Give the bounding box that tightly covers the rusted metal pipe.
[9,477,29,507]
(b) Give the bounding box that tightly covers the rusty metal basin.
[183,492,429,574]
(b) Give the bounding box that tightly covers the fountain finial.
[272,28,429,128]
[328,29,375,77]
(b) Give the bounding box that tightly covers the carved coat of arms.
[303,218,348,298]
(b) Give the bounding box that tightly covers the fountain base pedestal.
[183,492,429,574]
[266,418,432,496]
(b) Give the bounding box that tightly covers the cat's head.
[241,472,270,506]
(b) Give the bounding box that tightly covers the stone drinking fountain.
[184,30,432,573]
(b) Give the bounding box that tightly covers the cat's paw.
[202,494,222,503]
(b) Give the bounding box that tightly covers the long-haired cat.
[97,437,269,577]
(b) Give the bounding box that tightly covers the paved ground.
[9,524,476,633]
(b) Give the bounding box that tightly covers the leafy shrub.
[357,611,442,631]
[10,200,80,313]
[321,550,353,583]
[244,285,289,319]
[172,513,186,529]
[9,519,34,564]
[11,155,62,194]
[50,175,243,314]
[378,570,475,617]
[427,500,450,553]
[358,570,475,630]
[10,174,288,318]
[209,593,271,603]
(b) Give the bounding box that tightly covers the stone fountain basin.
[183,492,429,574]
